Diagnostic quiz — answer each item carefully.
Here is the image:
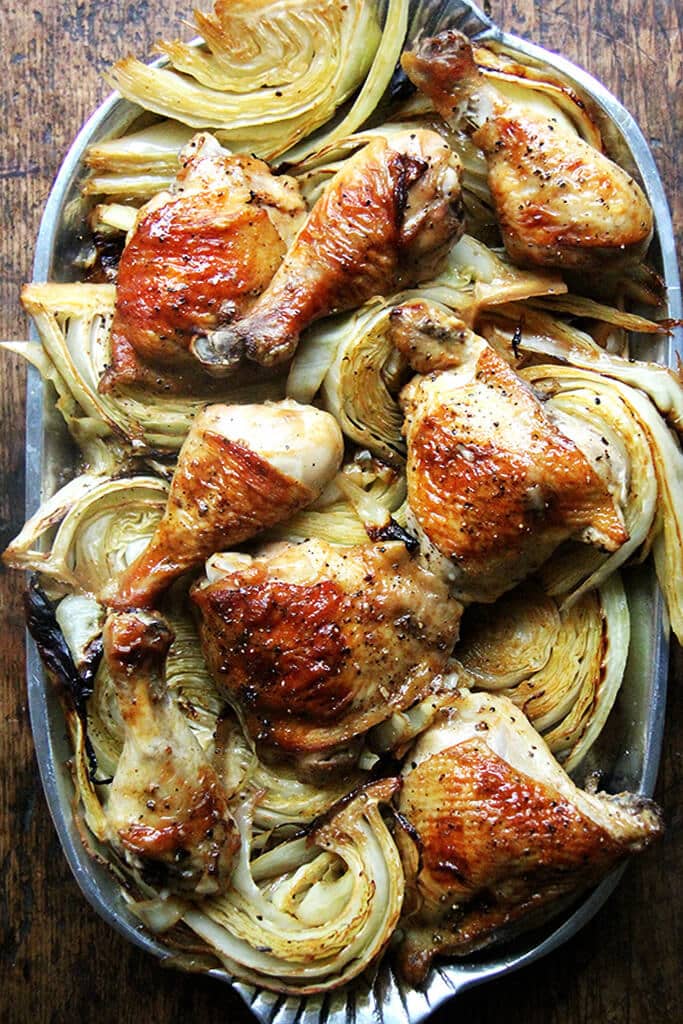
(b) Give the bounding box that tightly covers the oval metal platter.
[24,1,681,1022]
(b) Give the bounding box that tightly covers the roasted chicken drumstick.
[397,691,663,984]
[192,130,465,372]
[393,301,627,602]
[402,31,653,269]
[103,400,343,610]
[102,611,239,895]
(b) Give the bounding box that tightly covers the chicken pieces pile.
[60,27,663,985]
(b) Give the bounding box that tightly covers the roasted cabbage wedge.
[454,575,630,771]
[107,0,409,163]
[483,304,682,428]
[213,712,364,829]
[84,123,197,203]
[266,454,406,547]
[121,779,405,995]
[518,364,683,641]
[3,474,168,597]
[181,780,404,994]
[84,121,195,199]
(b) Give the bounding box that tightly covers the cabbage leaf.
[107,0,401,161]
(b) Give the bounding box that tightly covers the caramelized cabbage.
[4,474,167,596]
[180,779,404,994]
[485,304,683,429]
[455,576,630,770]
[264,456,406,547]
[213,713,361,829]
[523,365,683,641]
[7,8,678,1001]
[107,0,409,161]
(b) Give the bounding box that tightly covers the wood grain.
[0,2,680,1022]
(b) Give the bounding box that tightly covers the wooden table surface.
[1,2,681,1022]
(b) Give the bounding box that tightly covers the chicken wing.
[192,538,462,779]
[395,301,627,602]
[102,133,306,392]
[396,690,663,984]
[191,130,465,372]
[102,610,239,895]
[102,400,343,610]
[402,32,653,270]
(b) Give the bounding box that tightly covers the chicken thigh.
[192,130,465,372]
[397,691,663,984]
[103,400,343,610]
[395,301,627,602]
[102,610,239,894]
[102,133,306,392]
[193,538,462,779]
[402,32,653,269]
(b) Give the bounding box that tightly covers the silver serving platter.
[24,1,681,1021]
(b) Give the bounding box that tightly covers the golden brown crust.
[193,540,462,766]
[104,608,174,676]
[402,30,653,270]
[404,344,627,601]
[397,725,660,984]
[108,431,313,611]
[117,768,235,865]
[475,114,653,269]
[212,141,431,367]
[111,201,283,356]
[389,300,476,373]
[405,740,622,897]
[102,150,303,391]
[400,30,478,121]
[195,573,351,721]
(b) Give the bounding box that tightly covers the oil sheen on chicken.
[402,31,653,270]
[102,610,239,895]
[191,130,465,372]
[396,691,663,984]
[103,399,343,610]
[395,301,628,602]
[102,132,306,392]
[192,538,462,779]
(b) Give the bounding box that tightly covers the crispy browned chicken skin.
[192,130,465,372]
[395,301,627,602]
[397,691,663,984]
[193,538,462,779]
[102,610,239,895]
[402,31,653,269]
[102,133,305,392]
[102,400,343,610]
